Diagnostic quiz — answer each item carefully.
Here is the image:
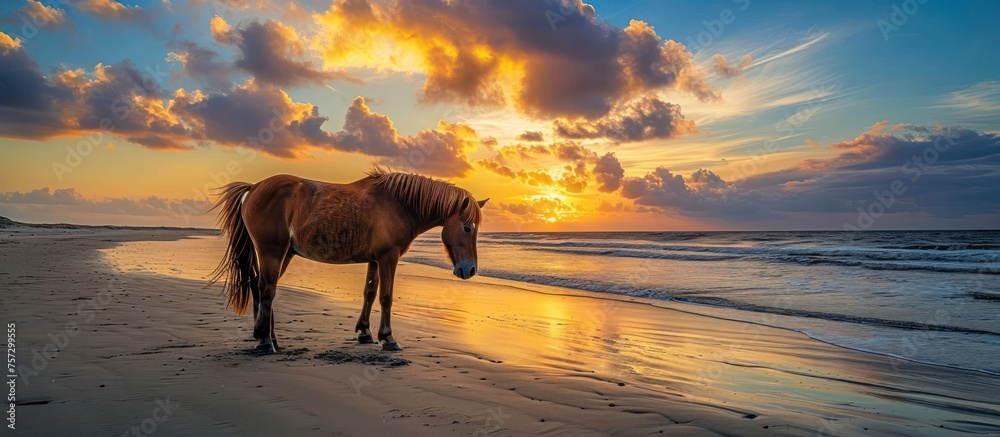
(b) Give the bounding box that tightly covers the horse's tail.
[208,182,256,316]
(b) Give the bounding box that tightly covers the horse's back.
[240,174,413,264]
[240,175,314,249]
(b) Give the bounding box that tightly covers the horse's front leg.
[376,253,402,351]
[355,261,379,344]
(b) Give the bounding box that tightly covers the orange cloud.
[313,0,717,123]
[74,0,147,21]
[210,15,235,44]
[711,54,753,79]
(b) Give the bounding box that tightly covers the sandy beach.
[2,226,999,436]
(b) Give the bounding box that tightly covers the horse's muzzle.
[453,261,477,280]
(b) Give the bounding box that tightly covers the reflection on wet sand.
[105,235,1000,435]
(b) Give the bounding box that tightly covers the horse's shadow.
[218,344,410,367]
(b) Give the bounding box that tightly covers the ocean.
[403,230,1000,375]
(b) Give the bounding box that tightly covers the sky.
[0,0,998,231]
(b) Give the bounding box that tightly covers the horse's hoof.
[358,334,375,344]
[255,343,276,354]
[382,341,403,352]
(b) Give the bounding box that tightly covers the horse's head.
[443,196,488,280]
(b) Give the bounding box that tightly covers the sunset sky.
[1,0,998,231]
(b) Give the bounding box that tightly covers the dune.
[2,227,998,435]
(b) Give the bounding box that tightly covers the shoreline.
[3,228,999,435]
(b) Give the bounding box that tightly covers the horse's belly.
[290,232,372,264]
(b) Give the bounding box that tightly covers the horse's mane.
[366,167,481,224]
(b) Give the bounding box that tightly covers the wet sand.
[1,227,998,436]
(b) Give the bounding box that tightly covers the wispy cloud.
[677,30,849,127]
[931,81,1000,131]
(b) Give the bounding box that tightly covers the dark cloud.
[618,20,718,101]
[0,38,187,143]
[213,18,359,87]
[554,95,696,142]
[0,36,478,174]
[621,123,1000,220]
[593,152,625,192]
[0,34,73,137]
[516,131,545,142]
[326,97,477,176]
[169,80,336,157]
[2,0,74,31]
[553,141,597,163]
[317,0,716,119]
[168,41,233,90]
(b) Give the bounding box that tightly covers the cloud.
[0,34,79,138]
[0,32,324,155]
[497,143,552,160]
[281,2,313,22]
[167,41,234,90]
[932,81,1000,130]
[327,97,477,176]
[620,122,1000,220]
[0,187,214,226]
[483,141,625,193]
[517,169,555,187]
[0,187,84,205]
[0,42,186,147]
[209,15,236,44]
[516,131,545,142]
[710,54,752,78]
[169,79,339,157]
[936,81,1000,112]
[0,39,477,175]
[212,17,359,87]
[494,197,581,223]
[74,0,148,22]
[3,0,73,30]
[593,152,625,192]
[314,0,716,120]
[595,199,624,212]
[554,94,696,142]
[476,159,516,179]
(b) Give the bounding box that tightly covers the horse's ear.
[477,198,490,208]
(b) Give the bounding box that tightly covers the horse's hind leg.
[253,248,286,354]
[250,281,260,338]
[270,252,294,350]
[354,261,379,344]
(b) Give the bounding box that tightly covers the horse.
[209,168,488,353]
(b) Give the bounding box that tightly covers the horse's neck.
[407,203,447,233]
[373,175,455,232]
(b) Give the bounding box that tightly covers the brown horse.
[210,169,487,353]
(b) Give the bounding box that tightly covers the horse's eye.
[463,224,473,233]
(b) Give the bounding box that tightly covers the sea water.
[403,231,1000,374]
